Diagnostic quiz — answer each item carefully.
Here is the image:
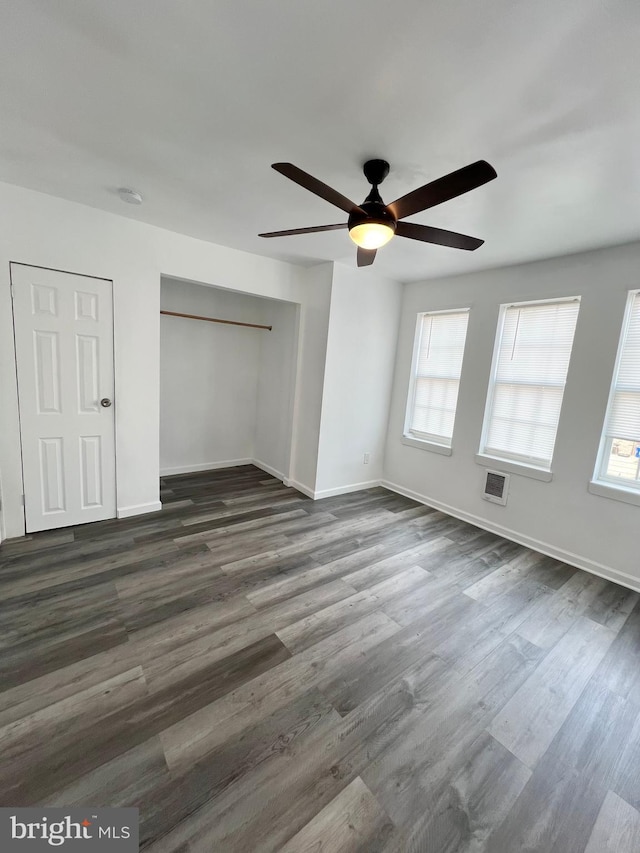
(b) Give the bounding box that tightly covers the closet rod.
[160,310,272,331]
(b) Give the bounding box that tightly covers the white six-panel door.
[11,264,116,532]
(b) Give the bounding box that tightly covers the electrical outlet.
[363,452,370,464]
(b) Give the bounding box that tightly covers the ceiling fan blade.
[357,247,377,267]
[259,223,347,238]
[272,163,364,215]
[388,160,497,221]
[396,221,484,250]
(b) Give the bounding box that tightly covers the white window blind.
[595,291,640,490]
[481,298,580,468]
[605,292,640,440]
[406,309,469,446]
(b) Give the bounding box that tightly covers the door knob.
[100,398,112,408]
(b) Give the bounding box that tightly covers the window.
[479,297,580,470]
[594,291,640,494]
[404,309,469,449]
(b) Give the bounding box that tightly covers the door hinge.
[20,494,25,506]
[10,282,15,299]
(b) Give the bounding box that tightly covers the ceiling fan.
[259,159,497,267]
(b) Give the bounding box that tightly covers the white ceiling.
[1,0,639,282]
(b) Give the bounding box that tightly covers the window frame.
[591,289,640,501]
[403,307,470,454]
[478,295,581,475]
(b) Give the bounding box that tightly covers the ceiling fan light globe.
[348,221,395,250]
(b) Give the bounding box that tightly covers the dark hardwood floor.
[1,465,640,851]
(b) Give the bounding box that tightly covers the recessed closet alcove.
[160,277,299,481]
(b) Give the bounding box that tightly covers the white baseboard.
[381,479,640,594]
[314,479,382,500]
[117,501,163,519]
[284,478,316,499]
[160,459,253,477]
[252,459,286,482]
[283,478,382,500]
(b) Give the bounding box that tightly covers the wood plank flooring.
[1,464,639,852]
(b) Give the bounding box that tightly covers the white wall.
[0,181,305,539]
[0,467,4,544]
[254,299,300,480]
[287,263,334,495]
[315,263,402,496]
[160,279,267,475]
[384,241,640,589]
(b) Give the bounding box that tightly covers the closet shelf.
[160,310,272,331]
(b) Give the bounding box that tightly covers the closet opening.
[159,276,300,485]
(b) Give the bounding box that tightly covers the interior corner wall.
[314,263,402,497]
[0,466,4,543]
[0,181,305,539]
[287,263,334,495]
[254,299,300,481]
[383,241,640,589]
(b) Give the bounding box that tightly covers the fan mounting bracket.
[363,159,390,186]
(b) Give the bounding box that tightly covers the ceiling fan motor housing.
[347,201,397,234]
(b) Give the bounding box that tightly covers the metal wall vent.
[483,470,509,505]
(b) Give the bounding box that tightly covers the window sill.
[402,435,452,456]
[475,453,553,482]
[588,480,640,507]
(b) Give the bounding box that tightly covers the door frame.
[10,261,118,534]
